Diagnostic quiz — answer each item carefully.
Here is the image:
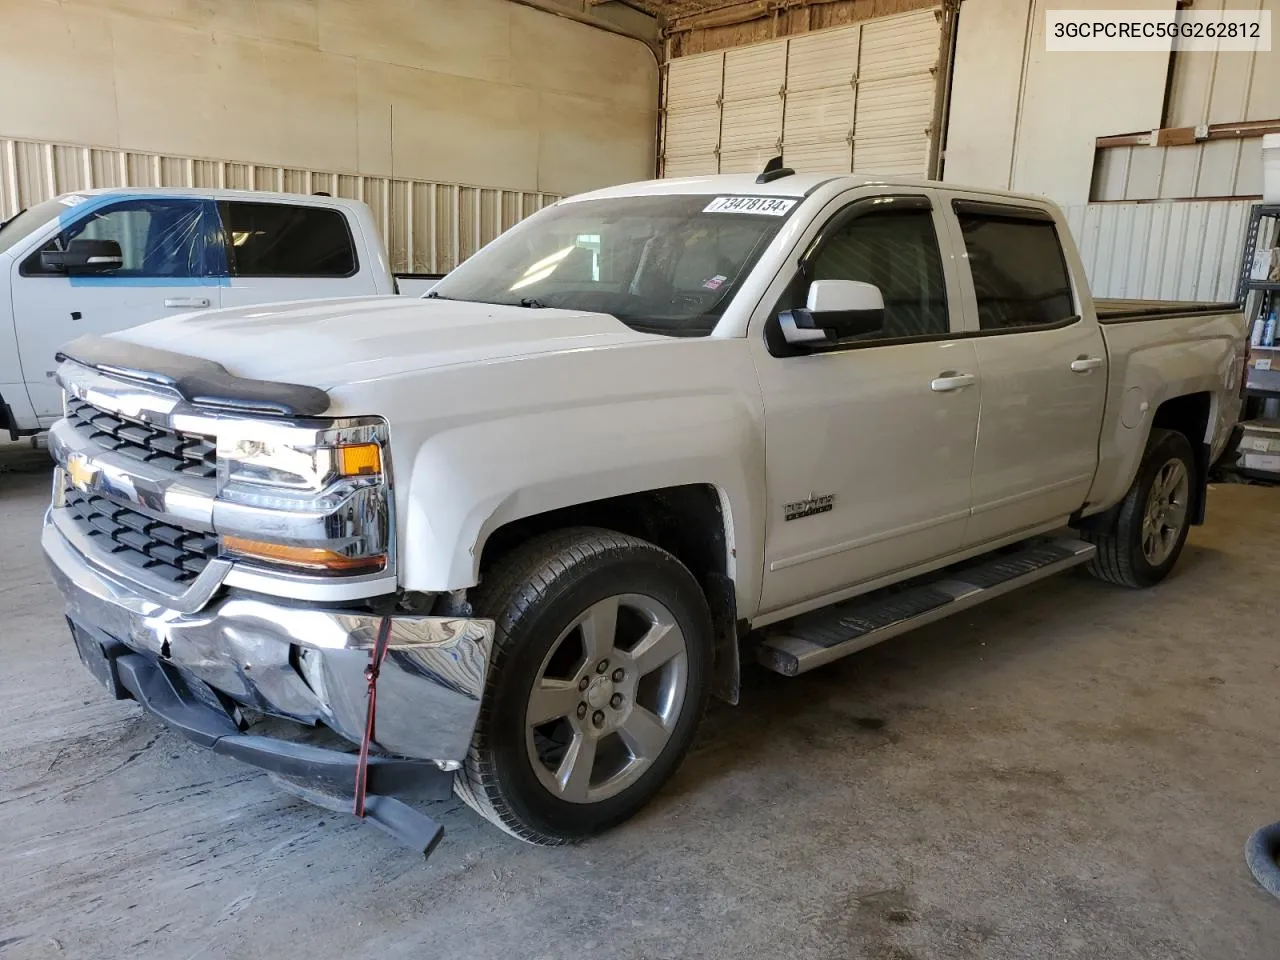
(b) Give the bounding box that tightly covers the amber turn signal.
[222,535,386,573]
[336,443,382,477]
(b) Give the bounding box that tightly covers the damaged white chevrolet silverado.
[43,168,1247,856]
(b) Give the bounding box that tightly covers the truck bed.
[1095,298,1239,322]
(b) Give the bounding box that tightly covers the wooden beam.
[666,0,771,32]
[1097,118,1280,149]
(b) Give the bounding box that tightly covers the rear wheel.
[455,528,712,844]
[1084,428,1196,588]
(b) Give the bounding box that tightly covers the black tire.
[455,527,713,845]
[1084,428,1197,588]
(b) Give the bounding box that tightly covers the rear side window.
[955,207,1074,330]
[21,198,214,277]
[221,202,357,277]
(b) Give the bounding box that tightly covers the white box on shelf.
[1243,451,1280,473]
[1239,421,1280,474]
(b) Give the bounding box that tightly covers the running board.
[756,537,1096,677]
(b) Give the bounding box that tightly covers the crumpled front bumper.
[42,511,495,854]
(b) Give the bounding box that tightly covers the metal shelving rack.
[1235,204,1280,478]
[1237,204,1280,401]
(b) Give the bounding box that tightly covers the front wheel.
[455,528,712,844]
[1084,428,1196,588]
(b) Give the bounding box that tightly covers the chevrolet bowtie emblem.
[66,453,99,493]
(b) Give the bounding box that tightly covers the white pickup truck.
[0,187,435,437]
[41,169,1247,856]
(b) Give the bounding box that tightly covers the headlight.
[213,418,391,577]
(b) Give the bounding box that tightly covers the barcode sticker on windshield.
[703,196,796,216]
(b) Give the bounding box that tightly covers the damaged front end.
[42,337,493,856]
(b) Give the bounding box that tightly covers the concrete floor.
[2,445,1279,960]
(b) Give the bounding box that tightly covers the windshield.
[0,198,67,256]
[428,194,799,337]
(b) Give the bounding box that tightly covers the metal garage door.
[660,8,942,179]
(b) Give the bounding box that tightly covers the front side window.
[21,198,211,277]
[221,202,357,277]
[955,209,1074,330]
[805,205,949,339]
[428,194,797,337]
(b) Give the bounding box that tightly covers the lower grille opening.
[63,485,219,586]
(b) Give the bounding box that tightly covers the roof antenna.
[756,155,795,184]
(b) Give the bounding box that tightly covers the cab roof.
[51,186,363,206]
[566,173,1051,206]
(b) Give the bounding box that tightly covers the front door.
[943,198,1108,546]
[753,193,980,614]
[11,196,221,424]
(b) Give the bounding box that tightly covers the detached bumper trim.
[77,629,449,856]
[43,512,495,765]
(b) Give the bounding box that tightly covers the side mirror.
[779,279,885,346]
[41,239,124,274]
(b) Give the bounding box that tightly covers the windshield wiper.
[518,297,548,309]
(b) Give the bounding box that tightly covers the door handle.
[1070,356,1104,373]
[930,372,976,392]
[164,297,211,309]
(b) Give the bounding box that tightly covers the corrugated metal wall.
[1092,139,1264,201]
[1089,0,1277,202]
[0,137,560,275]
[0,0,657,201]
[1166,0,1279,128]
[1064,199,1252,302]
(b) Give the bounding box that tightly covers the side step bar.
[757,537,1096,677]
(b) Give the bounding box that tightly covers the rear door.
[217,200,375,307]
[11,196,221,423]
[943,197,1108,546]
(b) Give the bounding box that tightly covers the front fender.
[399,393,766,616]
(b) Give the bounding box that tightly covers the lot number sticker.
[703,196,796,216]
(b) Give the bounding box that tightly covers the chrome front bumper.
[42,512,494,767]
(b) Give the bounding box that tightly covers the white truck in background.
[0,187,438,437]
[42,170,1247,857]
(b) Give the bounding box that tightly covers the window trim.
[798,194,933,280]
[766,194,953,357]
[950,199,1078,335]
[17,197,212,279]
[218,200,360,279]
[951,198,1056,223]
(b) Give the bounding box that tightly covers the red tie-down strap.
[354,615,394,818]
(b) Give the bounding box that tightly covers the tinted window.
[21,198,211,277]
[806,206,949,339]
[222,202,356,277]
[956,213,1074,330]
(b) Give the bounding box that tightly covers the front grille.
[66,397,216,479]
[63,485,219,585]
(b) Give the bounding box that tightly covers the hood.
[108,296,661,389]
